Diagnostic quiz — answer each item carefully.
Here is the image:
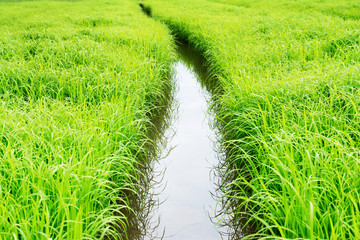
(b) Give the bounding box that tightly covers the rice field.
[144,0,360,239]
[2,0,360,239]
[0,0,175,238]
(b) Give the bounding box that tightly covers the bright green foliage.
[146,0,360,239]
[0,0,175,239]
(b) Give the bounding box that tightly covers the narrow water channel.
[149,43,222,240]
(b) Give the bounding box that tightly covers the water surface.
[149,43,222,240]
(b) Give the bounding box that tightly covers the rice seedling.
[145,0,360,238]
[0,0,175,238]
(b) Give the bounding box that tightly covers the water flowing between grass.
[143,43,225,240]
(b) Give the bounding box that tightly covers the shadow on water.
[114,69,176,240]
[211,153,258,240]
[176,42,220,95]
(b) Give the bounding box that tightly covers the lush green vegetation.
[0,0,175,238]
[146,0,360,239]
[2,0,359,238]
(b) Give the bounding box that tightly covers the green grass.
[145,0,360,239]
[0,0,175,238]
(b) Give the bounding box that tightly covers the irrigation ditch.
[149,41,223,240]
[123,3,259,240]
[128,4,255,240]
